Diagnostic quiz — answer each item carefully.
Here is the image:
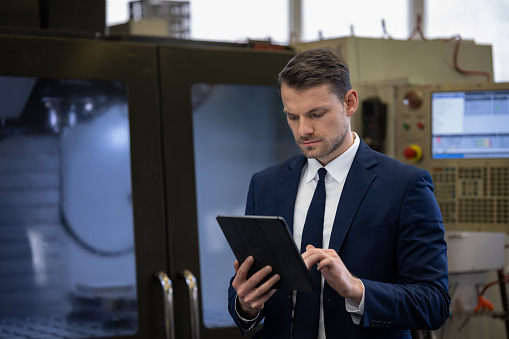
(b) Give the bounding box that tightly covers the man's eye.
[288,115,298,120]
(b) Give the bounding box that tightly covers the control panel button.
[403,144,423,162]
[402,90,423,110]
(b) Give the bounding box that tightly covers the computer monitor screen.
[431,89,509,159]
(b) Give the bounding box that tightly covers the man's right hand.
[232,256,280,319]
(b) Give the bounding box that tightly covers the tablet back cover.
[217,215,314,292]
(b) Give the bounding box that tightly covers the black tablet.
[217,215,315,292]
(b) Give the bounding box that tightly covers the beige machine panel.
[292,37,493,85]
[395,82,509,232]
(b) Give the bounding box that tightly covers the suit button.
[370,320,377,327]
[376,320,382,327]
[387,321,392,328]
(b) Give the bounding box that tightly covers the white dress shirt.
[292,132,364,338]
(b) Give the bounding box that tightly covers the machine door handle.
[179,269,201,339]
[154,271,175,339]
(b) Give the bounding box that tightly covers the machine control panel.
[395,82,509,231]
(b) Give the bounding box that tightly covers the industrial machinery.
[0,32,295,339]
[395,82,509,232]
[392,82,509,337]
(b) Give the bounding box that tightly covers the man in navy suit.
[228,47,450,338]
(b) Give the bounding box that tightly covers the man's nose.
[298,118,313,136]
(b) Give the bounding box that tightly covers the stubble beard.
[298,123,350,161]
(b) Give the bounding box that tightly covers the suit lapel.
[277,155,306,235]
[328,141,377,252]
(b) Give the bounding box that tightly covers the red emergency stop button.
[403,144,423,162]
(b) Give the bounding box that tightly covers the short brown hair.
[278,47,352,102]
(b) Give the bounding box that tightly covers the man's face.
[281,83,353,166]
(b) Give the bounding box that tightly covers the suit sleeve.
[361,170,450,330]
[245,173,256,215]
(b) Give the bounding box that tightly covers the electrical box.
[446,231,505,273]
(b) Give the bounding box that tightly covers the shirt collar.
[305,132,360,184]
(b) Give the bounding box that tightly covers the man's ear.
[344,89,358,117]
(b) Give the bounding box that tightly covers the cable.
[407,14,427,41]
[452,35,492,82]
[472,270,509,313]
[381,19,393,39]
[478,271,509,297]
[406,14,492,82]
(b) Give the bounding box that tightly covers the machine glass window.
[191,83,297,328]
[0,76,138,337]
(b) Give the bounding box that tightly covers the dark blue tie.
[293,167,327,339]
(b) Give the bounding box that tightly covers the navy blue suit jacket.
[228,139,450,338]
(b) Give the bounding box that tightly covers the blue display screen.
[431,89,509,159]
